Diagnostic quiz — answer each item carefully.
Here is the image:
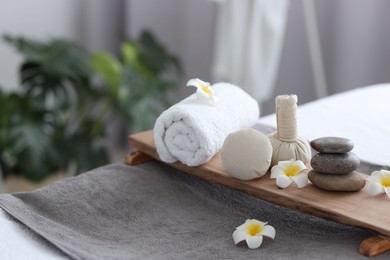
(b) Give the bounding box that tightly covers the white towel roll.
[154,83,259,166]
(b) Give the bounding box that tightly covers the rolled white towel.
[154,82,260,166]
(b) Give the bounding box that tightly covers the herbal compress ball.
[221,128,272,180]
[268,95,311,167]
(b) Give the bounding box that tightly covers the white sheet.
[0,208,66,259]
[258,84,390,167]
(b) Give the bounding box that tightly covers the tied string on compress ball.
[268,95,311,167]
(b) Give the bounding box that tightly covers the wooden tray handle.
[359,235,390,257]
[124,151,153,165]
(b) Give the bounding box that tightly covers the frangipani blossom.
[186,78,217,104]
[366,170,390,200]
[233,219,275,249]
[270,159,308,188]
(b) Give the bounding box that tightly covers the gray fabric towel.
[0,161,388,260]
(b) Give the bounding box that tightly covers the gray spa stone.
[308,170,365,191]
[310,137,354,153]
[310,152,360,174]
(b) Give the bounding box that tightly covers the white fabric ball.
[221,128,272,180]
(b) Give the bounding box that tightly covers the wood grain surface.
[359,235,390,256]
[128,130,390,238]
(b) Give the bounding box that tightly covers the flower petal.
[385,187,390,200]
[196,87,210,100]
[292,173,308,188]
[186,78,206,88]
[232,230,246,245]
[245,235,263,249]
[261,225,276,239]
[251,219,266,227]
[367,171,382,182]
[278,160,294,167]
[236,220,251,230]
[276,175,292,188]
[209,95,217,105]
[367,182,384,196]
[270,165,284,179]
[294,160,307,172]
[380,169,390,175]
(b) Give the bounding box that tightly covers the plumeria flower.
[270,159,308,188]
[233,219,275,249]
[366,170,390,199]
[186,78,217,104]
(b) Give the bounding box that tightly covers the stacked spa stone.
[308,137,365,191]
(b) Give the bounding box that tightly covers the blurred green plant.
[91,31,182,131]
[0,31,182,182]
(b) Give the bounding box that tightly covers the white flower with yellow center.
[270,159,308,188]
[186,78,217,104]
[233,219,275,249]
[366,170,390,199]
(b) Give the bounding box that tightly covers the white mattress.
[1,84,389,258]
[0,208,66,259]
[258,83,390,167]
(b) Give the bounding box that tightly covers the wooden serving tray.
[126,130,390,257]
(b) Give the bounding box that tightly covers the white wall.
[83,0,125,54]
[0,0,124,91]
[0,0,85,90]
[324,0,390,94]
[262,0,316,115]
[2,0,390,113]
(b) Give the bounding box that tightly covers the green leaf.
[54,132,109,175]
[91,52,122,94]
[136,30,183,78]
[3,35,47,63]
[121,42,153,76]
[5,35,93,113]
[8,120,57,181]
[169,55,184,77]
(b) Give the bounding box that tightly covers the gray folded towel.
[0,161,387,260]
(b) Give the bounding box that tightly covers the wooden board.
[127,130,390,256]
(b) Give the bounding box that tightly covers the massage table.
[0,84,389,259]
